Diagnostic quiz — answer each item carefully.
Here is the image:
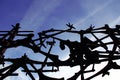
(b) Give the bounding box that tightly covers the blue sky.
[1,0,120,80]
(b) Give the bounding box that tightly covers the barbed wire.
[0,23,120,80]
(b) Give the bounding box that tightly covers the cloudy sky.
[1,0,120,80]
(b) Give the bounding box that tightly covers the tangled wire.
[0,23,120,80]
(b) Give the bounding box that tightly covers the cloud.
[20,0,62,31]
[110,16,120,26]
[74,0,113,27]
[45,66,80,80]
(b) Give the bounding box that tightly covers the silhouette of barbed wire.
[0,23,120,80]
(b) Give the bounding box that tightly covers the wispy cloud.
[74,0,113,27]
[110,16,120,27]
[20,0,62,31]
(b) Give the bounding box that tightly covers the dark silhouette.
[66,23,76,30]
[0,23,120,80]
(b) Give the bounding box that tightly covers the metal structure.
[0,23,120,80]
